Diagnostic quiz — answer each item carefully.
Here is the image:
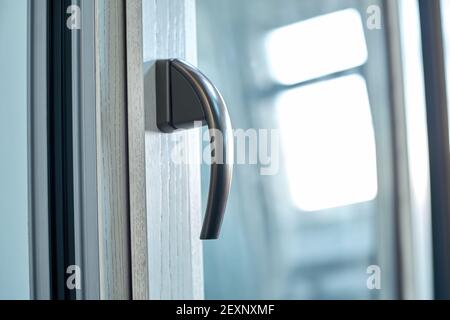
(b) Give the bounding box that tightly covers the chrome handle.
[155,59,233,240]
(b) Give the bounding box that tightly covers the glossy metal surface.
[156,59,233,239]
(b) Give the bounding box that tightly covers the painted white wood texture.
[125,0,149,300]
[142,0,204,300]
[95,0,131,300]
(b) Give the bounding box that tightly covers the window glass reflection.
[198,0,396,300]
[265,9,368,85]
[277,75,377,211]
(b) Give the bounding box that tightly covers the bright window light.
[277,74,378,211]
[265,9,368,85]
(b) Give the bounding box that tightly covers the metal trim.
[28,0,51,300]
[419,0,450,300]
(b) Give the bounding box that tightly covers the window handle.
[155,59,234,240]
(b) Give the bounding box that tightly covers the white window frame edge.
[28,0,51,299]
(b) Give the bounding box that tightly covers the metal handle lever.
[155,59,233,240]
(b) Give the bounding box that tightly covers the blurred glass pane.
[197,0,397,300]
[277,75,377,211]
[265,9,368,85]
[0,0,31,299]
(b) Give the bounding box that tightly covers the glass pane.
[197,0,398,299]
[0,0,30,299]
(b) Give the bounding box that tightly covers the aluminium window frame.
[28,0,51,300]
[418,0,450,300]
[28,0,100,300]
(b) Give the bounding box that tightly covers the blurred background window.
[264,9,368,85]
[267,10,377,212]
[197,0,400,299]
[277,74,378,212]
